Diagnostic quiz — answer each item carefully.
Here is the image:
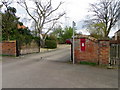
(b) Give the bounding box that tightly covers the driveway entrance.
[2,45,118,88]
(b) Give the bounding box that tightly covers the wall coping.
[110,40,120,44]
[1,40,16,43]
[98,40,110,41]
[74,35,98,43]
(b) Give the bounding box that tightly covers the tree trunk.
[41,36,47,48]
[40,39,45,48]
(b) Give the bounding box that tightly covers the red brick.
[0,41,16,56]
[74,38,110,65]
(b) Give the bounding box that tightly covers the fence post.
[16,40,20,56]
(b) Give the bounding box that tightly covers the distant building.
[114,30,120,41]
[118,14,120,30]
[17,24,27,29]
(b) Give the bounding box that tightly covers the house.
[111,30,120,44]
[118,15,120,30]
[17,24,27,29]
[114,30,120,41]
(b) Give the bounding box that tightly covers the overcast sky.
[1,0,119,36]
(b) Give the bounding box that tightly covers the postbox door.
[80,38,86,51]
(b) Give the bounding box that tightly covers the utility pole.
[72,21,76,64]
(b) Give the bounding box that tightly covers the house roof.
[17,24,27,29]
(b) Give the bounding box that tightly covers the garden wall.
[20,41,39,55]
[74,36,110,65]
[0,41,17,56]
[0,40,39,56]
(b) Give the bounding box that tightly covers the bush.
[57,38,65,44]
[45,40,57,49]
[46,35,57,41]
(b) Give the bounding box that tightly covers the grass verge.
[0,54,16,57]
[79,61,118,69]
[79,61,97,66]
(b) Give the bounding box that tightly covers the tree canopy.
[2,7,19,41]
[85,0,120,38]
[1,3,35,46]
[51,26,76,43]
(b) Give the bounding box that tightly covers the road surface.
[2,46,118,88]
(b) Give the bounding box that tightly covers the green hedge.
[45,40,57,49]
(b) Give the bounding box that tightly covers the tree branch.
[17,0,38,24]
[46,2,63,17]
[45,12,65,24]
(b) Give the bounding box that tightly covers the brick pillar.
[1,41,17,56]
[98,40,110,65]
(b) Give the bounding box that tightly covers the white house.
[115,30,120,40]
[118,14,120,30]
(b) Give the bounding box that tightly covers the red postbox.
[80,38,86,51]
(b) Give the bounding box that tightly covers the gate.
[110,43,120,66]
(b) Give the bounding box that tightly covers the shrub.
[46,35,57,41]
[45,40,57,49]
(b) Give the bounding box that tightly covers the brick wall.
[0,40,39,56]
[20,41,39,55]
[0,41,17,56]
[75,38,99,64]
[74,37,110,65]
[98,40,110,64]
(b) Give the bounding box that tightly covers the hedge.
[45,40,57,49]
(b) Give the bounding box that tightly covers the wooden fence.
[110,42,120,66]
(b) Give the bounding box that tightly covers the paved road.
[2,46,118,88]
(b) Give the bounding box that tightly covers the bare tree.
[17,0,65,51]
[87,0,120,38]
[1,0,13,9]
